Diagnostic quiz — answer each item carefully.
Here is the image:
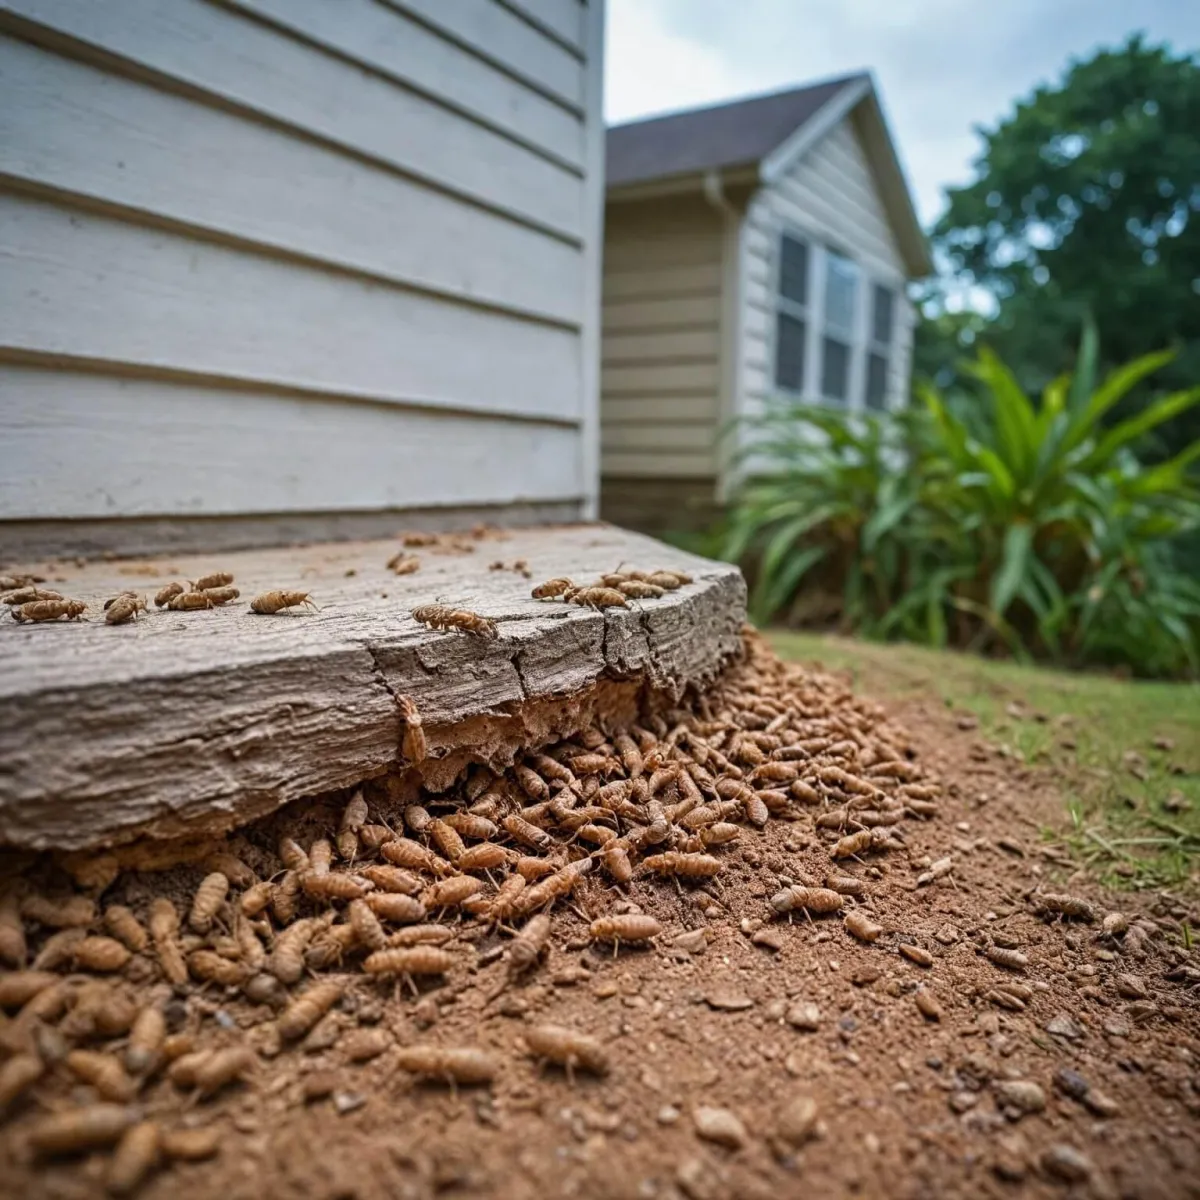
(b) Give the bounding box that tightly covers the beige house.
[600,73,932,534]
[0,0,605,556]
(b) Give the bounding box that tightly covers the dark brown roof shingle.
[606,74,867,189]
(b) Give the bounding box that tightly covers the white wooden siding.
[0,0,604,539]
[600,198,723,481]
[740,113,916,422]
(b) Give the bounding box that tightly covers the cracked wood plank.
[0,524,746,850]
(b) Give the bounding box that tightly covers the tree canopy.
[925,35,1200,450]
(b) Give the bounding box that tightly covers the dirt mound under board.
[0,632,1197,1200]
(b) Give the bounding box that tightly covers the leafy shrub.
[723,327,1200,677]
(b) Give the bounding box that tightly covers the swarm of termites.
[0,628,957,1194]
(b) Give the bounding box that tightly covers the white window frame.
[864,282,896,411]
[770,229,813,398]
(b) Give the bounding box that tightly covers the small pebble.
[994,1080,1046,1118]
[751,928,784,952]
[785,1002,821,1032]
[704,987,754,1012]
[692,1106,747,1150]
[674,931,708,955]
[658,1105,681,1126]
[1040,1143,1093,1183]
[899,944,933,967]
[774,1095,819,1149]
[333,1091,366,1115]
[915,989,943,1022]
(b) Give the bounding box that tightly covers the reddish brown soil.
[2,648,1197,1200]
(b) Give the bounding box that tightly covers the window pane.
[824,251,858,339]
[872,285,894,346]
[774,312,806,392]
[778,235,808,306]
[821,337,849,401]
[866,352,888,410]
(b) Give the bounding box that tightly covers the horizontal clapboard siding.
[0,0,604,540]
[741,114,915,417]
[600,197,723,485]
[0,368,581,519]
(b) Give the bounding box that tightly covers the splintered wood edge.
[0,561,746,851]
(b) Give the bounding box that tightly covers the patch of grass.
[769,631,1200,891]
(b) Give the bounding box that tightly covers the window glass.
[824,251,858,340]
[779,235,809,306]
[871,285,894,347]
[865,352,888,410]
[774,312,806,392]
[821,337,850,401]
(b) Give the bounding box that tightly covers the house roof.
[606,74,933,278]
[606,74,866,189]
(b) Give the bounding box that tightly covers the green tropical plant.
[723,327,1200,677]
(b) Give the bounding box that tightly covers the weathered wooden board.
[0,526,745,850]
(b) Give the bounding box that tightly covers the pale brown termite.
[125,1006,166,1074]
[770,887,843,916]
[575,824,616,847]
[502,814,553,851]
[529,753,576,785]
[513,765,549,802]
[308,838,333,877]
[411,603,498,638]
[20,894,95,929]
[790,780,821,805]
[831,829,874,860]
[443,813,498,841]
[405,804,433,834]
[200,586,240,605]
[589,915,662,951]
[269,914,333,984]
[278,979,346,1040]
[250,590,317,614]
[388,552,421,575]
[160,1126,221,1162]
[154,582,185,608]
[568,753,620,777]
[167,591,214,612]
[387,924,456,948]
[0,890,26,967]
[188,872,229,934]
[381,837,455,876]
[305,923,358,971]
[481,874,526,923]
[271,871,302,924]
[531,578,574,600]
[3,586,63,605]
[107,1120,162,1196]
[365,893,428,924]
[192,1047,256,1097]
[59,982,135,1040]
[524,1024,609,1080]
[192,571,234,591]
[204,850,256,888]
[65,1050,138,1102]
[28,1105,138,1159]
[393,1045,499,1085]
[1035,893,1098,922]
[0,1052,43,1111]
[985,945,1029,971]
[396,694,427,764]
[844,909,883,943]
[348,899,387,953]
[148,898,188,986]
[278,836,309,872]
[611,732,643,778]
[360,865,423,895]
[359,824,395,851]
[422,876,483,911]
[601,839,634,884]
[188,949,250,988]
[428,818,467,864]
[457,842,508,873]
[33,927,87,971]
[567,587,627,609]
[0,573,43,591]
[104,593,147,625]
[514,859,593,914]
[72,936,132,973]
[0,970,60,1009]
[641,852,722,879]
[825,874,866,896]
[363,946,455,979]
[240,881,274,918]
[696,822,740,848]
[504,912,552,982]
[615,580,665,599]
[515,855,559,881]
[301,871,371,902]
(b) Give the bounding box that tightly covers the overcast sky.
[604,0,1200,229]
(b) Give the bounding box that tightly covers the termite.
[396,694,427,764]
[125,1006,166,1075]
[531,578,575,600]
[200,586,239,605]
[600,839,634,884]
[363,947,455,987]
[589,915,662,953]
[0,891,26,967]
[193,1047,256,1097]
[381,838,455,877]
[0,1052,43,1111]
[104,593,147,625]
[33,928,87,971]
[387,924,455,948]
[240,881,274,918]
[188,872,229,934]
[421,876,483,912]
[167,592,214,612]
[72,936,132,973]
[360,865,423,895]
[249,590,317,614]
[411,604,497,638]
[1034,893,1098,922]
[502,814,553,851]
[482,874,527,923]
[844,910,883,942]
[107,1120,162,1196]
[405,804,433,834]
[985,945,1029,971]
[160,1126,221,1162]
[349,900,387,952]
[769,887,843,916]
[269,914,334,984]
[388,553,421,575]
[515,855,559,881]
[514,859,593,914]
[831,830,874,860]
[12,598,87,623]
[28,1105,137,1158]
[188,949,250,988]
[457,842,508,873]
[21,894,95,928]
[301,871,371,902]
[278,837,310,872]
[65,1050,137,1102]
[271,871,302,924]
[567,587,627,609]
[365,893,427,924]
[154,583,185,608]
[359,824,395,850]
[335,790,369,860]
[615,580,665,599]
[524,1024,609,1081]
[640,852,722,879]
[393,1045,499,1086]
[443,813,498,841]
[428,819,467,864]
[513,766,549,802]
[148,898,188,986]
[278,979,346,1040]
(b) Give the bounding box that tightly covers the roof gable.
[606,74,865,190]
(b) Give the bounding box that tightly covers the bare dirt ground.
[2,635,1197,1200]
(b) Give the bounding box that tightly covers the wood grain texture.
[0,193,581,422]
[0,526,745,850]
[0,37,583,326]
[0,0,583,237]
[0,367,584,520]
